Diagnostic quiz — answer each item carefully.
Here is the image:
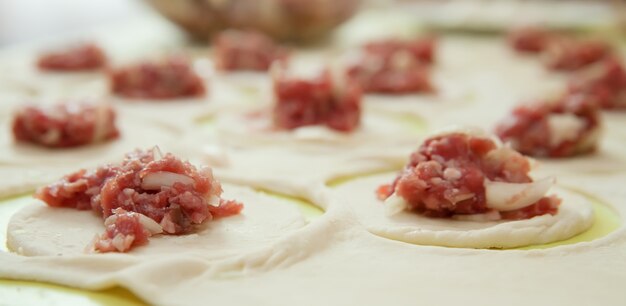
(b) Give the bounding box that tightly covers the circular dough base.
[330,173,594,249]
[213,107,423,150]
[7,184,307,257]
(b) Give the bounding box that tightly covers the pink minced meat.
[12,102,119,148]
[495,95,601,158]
[94,208,153,253]
[110,57,206,99]
[508,27,551,53]
[37,43,107,71]
[35,148,243,253]
[568,57,626,110]
[273,68,362,132]
[508,28,612,71]
[378,133,560,220]
[347,37,436,94]
[213,29,288,71]
[543,37,611,71]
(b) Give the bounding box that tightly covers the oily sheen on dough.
[7,184,307,258]
[328,172,594,249]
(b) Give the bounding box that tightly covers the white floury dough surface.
[0,173,624,306]
[7,184,307,258]
[328,172,594,249]
[0,9,625,306]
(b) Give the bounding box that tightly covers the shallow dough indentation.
[6,184,307,258]
[330,173,595,249]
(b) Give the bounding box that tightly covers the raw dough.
[7,184,307,258]
[212,105,423,150]
[328,172,594,248]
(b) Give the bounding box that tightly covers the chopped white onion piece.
[547,113,585,147]
[485,177,555,212]
[141,171,194,190]
[384,193,408,216]
[104,212,163,235]
[137,214,164,235]
[151,146,164,161]
[207,195,221,207]
[111,233,127,252]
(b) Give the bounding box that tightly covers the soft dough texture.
[0,14,625,306]
[7,184,307,258]
[329,172,594,248]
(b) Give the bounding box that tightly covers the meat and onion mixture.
[508,27,550,54]
[378,128,560,220]
[568,57,626,110]
[346,37,436,94]
[508,27,611,71]
[110,57,206,99]
[543,37,611,71]
[12,102,119,148]
[273,65,362,132]
[36,147,243,253]
[37,43,107,71]
[213,29,288,71]
[495,96,601,158]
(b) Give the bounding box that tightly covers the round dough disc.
[7,184,307,257]
[330,172,594,249]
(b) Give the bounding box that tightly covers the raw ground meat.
[12,102,119,148]
[379,132,560,220]
[568,57,626,109]
[110,57,206,99]
[37,43,107,71]
[36,147,243,252]
[543,37,611,71]
[273,66,361,132]
[347,37,436,94]
[509,27,612,71]
[495,95,601,157]
[213,29,288,71]
[93,208,154,253]
[508,27,550,53]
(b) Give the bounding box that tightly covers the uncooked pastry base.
[328,172,594,249]
[7,184,307,259]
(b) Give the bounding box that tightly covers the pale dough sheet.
[166,135,415,207]
[7,184,307,259]
[0,10,625,306]
[0,173,625,306]
[328,173,594,249]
